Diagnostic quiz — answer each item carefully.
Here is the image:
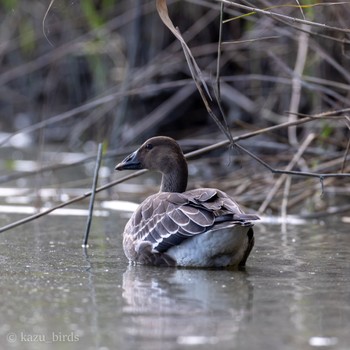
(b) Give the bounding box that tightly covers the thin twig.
[0,170,147,234]
[215,2,224,101]
[341,117,350,173]
[156,0,239,147]
[258,133,316,213]
[178,31,233,144]
[220,0,350,34]
[42,0,55,47]
[281,176,292,233]
[184,112,345,158]
[82,143,103,247]
[342,138,350,174]
[288,23,310,146]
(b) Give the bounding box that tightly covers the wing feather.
[123,189,259,260]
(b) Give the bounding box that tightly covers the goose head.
[115,136,188,193]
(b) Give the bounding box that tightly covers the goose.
[115,136,259,267]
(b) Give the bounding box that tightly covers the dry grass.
[0,0,349,225]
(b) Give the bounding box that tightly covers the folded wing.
[124,189,259,255]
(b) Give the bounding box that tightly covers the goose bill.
[115,150,142,170]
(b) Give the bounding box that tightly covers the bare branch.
[83,143,103,247]
[220,0,350,34]
[258,133,316,213]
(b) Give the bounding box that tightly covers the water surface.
[0,211,349,350]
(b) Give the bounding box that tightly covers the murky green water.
[0,211,349,350]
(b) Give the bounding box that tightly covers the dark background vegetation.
[0,0,349,217]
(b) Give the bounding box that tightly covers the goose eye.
[145,143,153,150]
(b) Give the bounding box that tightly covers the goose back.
[123,188,258,266]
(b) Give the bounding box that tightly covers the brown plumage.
[115,136,259,267]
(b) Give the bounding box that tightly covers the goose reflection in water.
[121,266,254,347]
